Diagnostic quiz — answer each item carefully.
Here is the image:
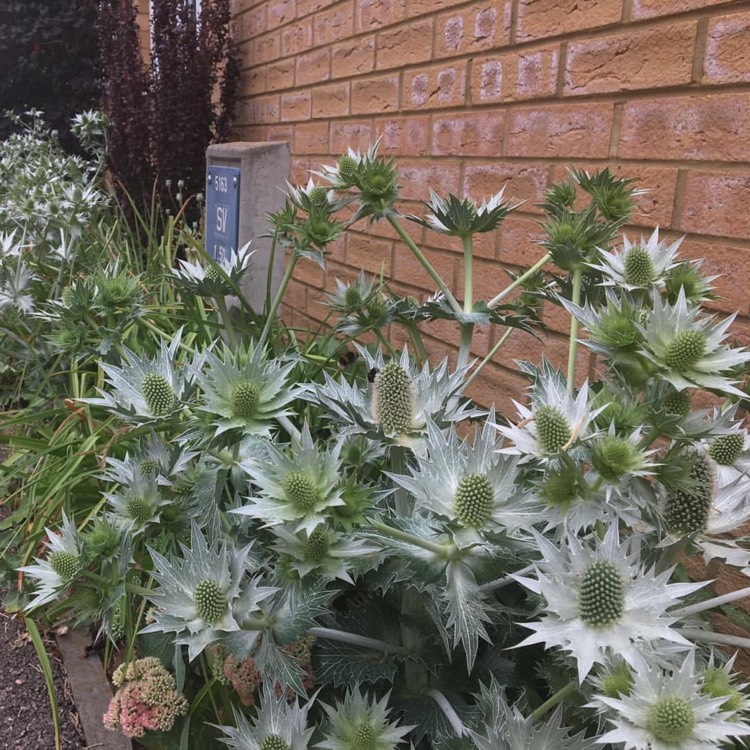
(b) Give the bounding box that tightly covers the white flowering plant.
[7,135,750,749]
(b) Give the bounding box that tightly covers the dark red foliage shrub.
[98,0,240,220]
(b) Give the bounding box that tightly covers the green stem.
[259,252,299,348]
[478,563,535,593]
[566,267,583,394]
[425,688,466,737]
[214,295,238,347]
[488,252,551,309]
[387,215,461,314]
[530,681,578,721]
[264,229,279,317]
[370,519,446,558]
[375,328,397,358]
[404,321,428,367]
[309,627,406,656]
[463,327,514,391]
[671,586,750,619]
[457,323,474,371]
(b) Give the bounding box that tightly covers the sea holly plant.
[11,136,750,750]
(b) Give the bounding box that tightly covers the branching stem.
[309,627,406,656]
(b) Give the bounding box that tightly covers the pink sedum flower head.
[103,656,188,739]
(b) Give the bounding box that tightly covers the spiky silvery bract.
[234,423,346,535]
[638,290,750,397]
[214,684,315,750]
[79,331,197,423]
[172,244,253,298]
[316,688,414,750]
[304,345,479,449]
[195,341,299,437]
[19,513,83,609]
[141,524,274,661]
[515,524,704,682]
[389,417,537,536]
[409,187,518,237]
[469,697,595,750]
[593,652,750,749]
[591,228,682,290]
[496,369,603,463]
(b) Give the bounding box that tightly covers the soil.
[0,602,85,750]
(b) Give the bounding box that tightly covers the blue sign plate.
[205,165,241,261]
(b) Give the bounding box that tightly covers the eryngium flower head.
[639,289,750,397]
[591,228,682,290]
[409,188,518,238]
[272,524,377,583]
[80,330,197,423]
[196,341,298,437]
[515,524,704,682]
[593,652,750,749]
[316,688,414,750]
[389,416,536,535]
[103,656,188,739]
[214,683,315,750]
[497,367,602,462]
[172,243,252,297]
[19,512,82,609]
[234,423,346,535]
[304,345,479,448]
[142,525,274,661]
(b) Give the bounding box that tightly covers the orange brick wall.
[229,0,750,409]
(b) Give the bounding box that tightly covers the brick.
[704,11,750,85]
[312,82,350,117]
[498,213,548,268]
[241,66,266,96]
[254,31,281,63]
[619,93,750,162]
[294,256,327,288]
[609,166,679,229]
[351,73,400,113]
[468,362,528,412]
[455,257,513,303]
[267,59,295,91]
[268,0,295,27]
[313,2,354,45]
[472,46,558,104]
[266,124,295,143]
[356,0,406,31]
[281,18,313,57]
[435,2,511,58]
[680,171,750,241]
[295,48,330,86]
[281,90,312,121]
[297,0,335,17]
[293,121,330,154]
[507,103,615,159]
[403,62,467,110]
[381,115,430,156]
[406,0,468,17]
[331,36,376,78]
[463,164,549,211]
[244,6,267,38]
[426,221,497,259]
[632,0,727,21]
[346,232,393,275]
[431,111,505,157]
[285,278,308,312]
[290,157,312,183]
[376,20,433,69]
[678,238,750,315]
[391,244,457,293]
[330,120,375,153]
[517,0,621,42]
[398,160,461,201]
[565,22,695,95]
[253,94,281,124]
